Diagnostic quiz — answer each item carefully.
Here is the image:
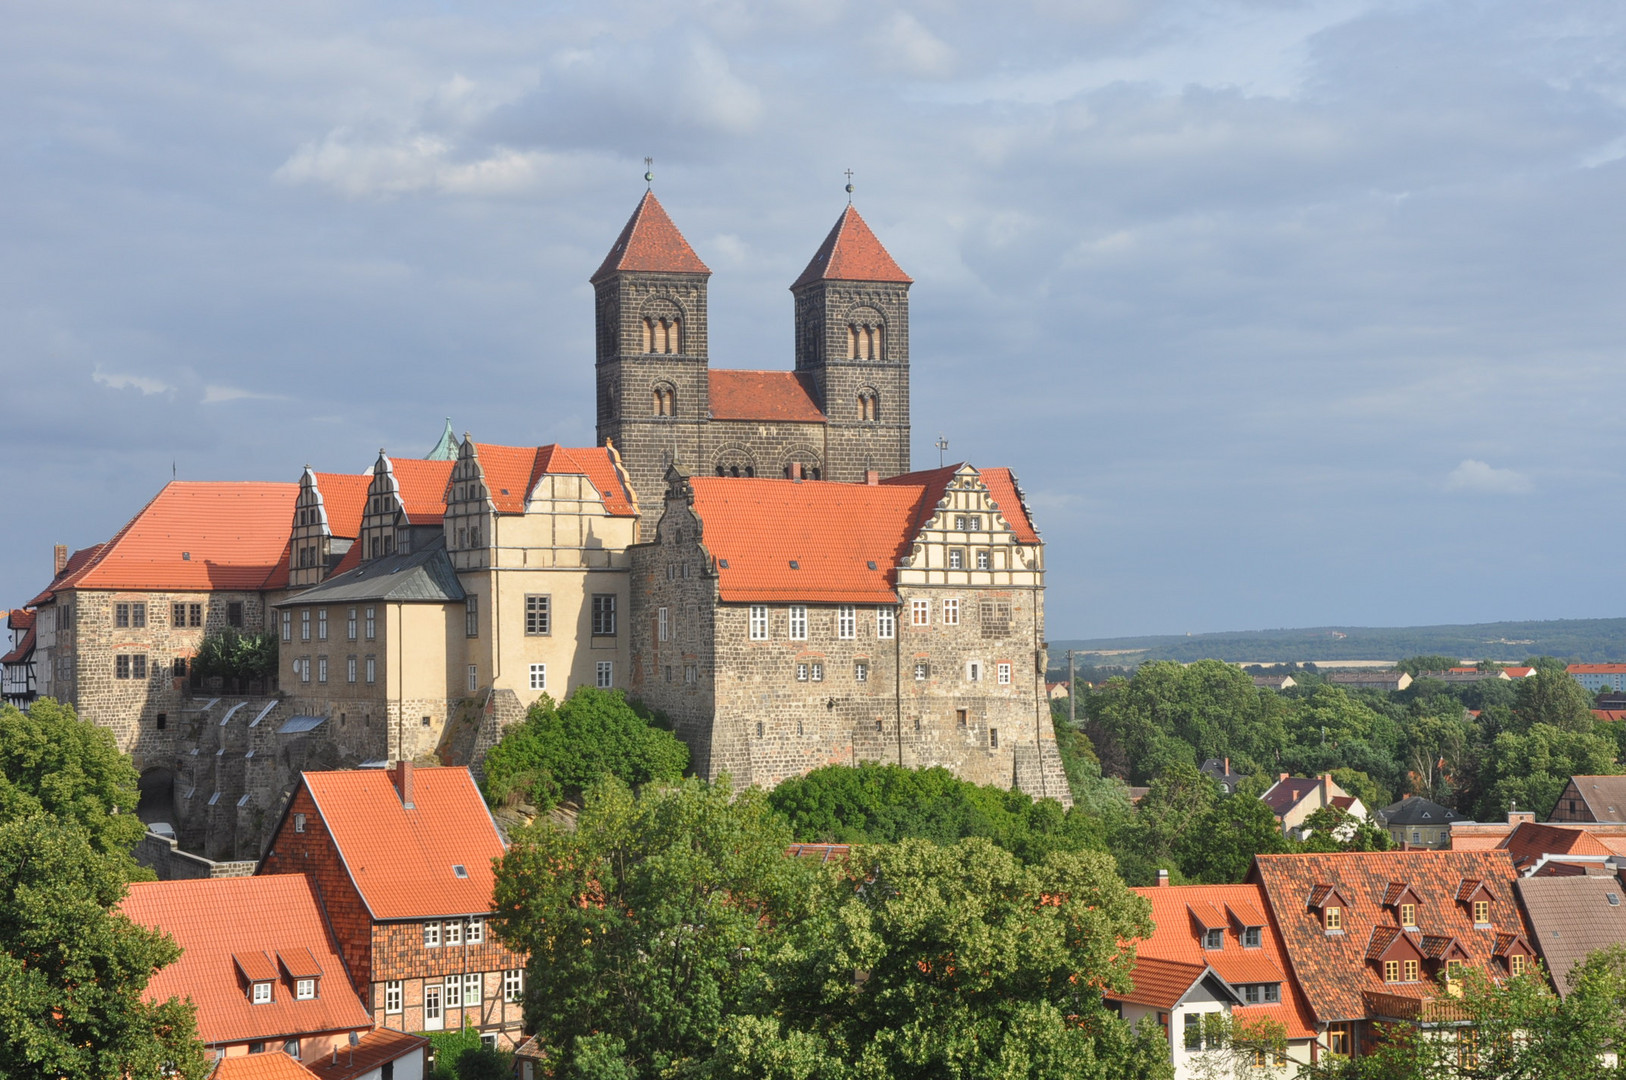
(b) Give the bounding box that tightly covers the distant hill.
[1051,618,1626,667]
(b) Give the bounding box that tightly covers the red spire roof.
[791,205,912,289]
[591,191,710,282]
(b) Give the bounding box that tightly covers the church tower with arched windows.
[594,191,913,536]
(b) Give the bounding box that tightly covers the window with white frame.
[591,594,617,636]
[968,661,981,682]
[855,661,869,683]
[504,969,524,1002]
[658,607,669,641]
[788,605,808,640]
[468,916,484,943]
[281,611,292,641]
[347,607,357,639]
[464,972,481,1006]
[976,550,990,570]
[997,662,1011,685]
[317,610,328,640]
[597,661,613,688]
[347,657,357,683]
[685,665,697,685]
[295,979,315,1000]
[385,980,403,1014]
[749,605,769,640]
[252,982,272,1004]
[467,665,478,693]
[365,607,376,639]
[317,657,328,684]
[446,920,463,946]
[949,549,963,570]
[301,609,311,641]
[911,600,930,627]
[444,976,461,1009]
[796,663,809,682]
[530,664,546,691]
[299,658,311,683]
[877,607,895,639]
[943,599,960,625]
[424,922,441,948]
[525,594,551,635]
[838,604,856,639]
[914,661,929,681]
[365,657,376,684]
[811,662,824,681]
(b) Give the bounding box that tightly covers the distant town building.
[1250,674,1296,690]
[1200,757,1246,795]
[1375,796,1467,848]
[1418,668,1509,684]
[1550,775,1626,823]
[1261,774,1365,837]
[1567,664,1626,693]
[1325,671,1412,692]
[2,607,36,707]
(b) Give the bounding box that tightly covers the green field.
[1052,617,1626,666]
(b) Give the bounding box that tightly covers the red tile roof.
[1593,710,1626,723]
[7,608,34,631]
[1116,956,1207,1009]
[1,609,34,664]
[298,766,506,920]
[0,630,32,666]
[707,371,826,423]
[1251,851,1529,1024]
[786,843,852,862]
[312,473,372,538]
[386,459,453,526]
[304,1029,427,1080]
[1504,666,1535,677]
[592,191,709,282]
[1500,822,1613,870]
[1124,883,1317,1038]
[791,206,912,289]
[472,444,636,517]
[27,543,107,606]
[979,468,1039,544]
[213,1054,321,1080]
[1569,664,1626,674]
[1262,777,1321,815]
[119,875,372,1047]
[689,475,946,604]
[49,484,297,594]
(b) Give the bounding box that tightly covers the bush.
[481,687,688,810]
[190,629,278,683]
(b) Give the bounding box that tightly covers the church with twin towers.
[593,189,914,525]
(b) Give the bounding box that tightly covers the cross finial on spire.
[844,168,854,203]
[644,157,654,188]
[935,433,949,467]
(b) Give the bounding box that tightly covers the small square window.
[252,982,272,1004]
[797,663,809,682]
[949,549,963,570]
[811,662,823,682]
[997,662,1011,685]
[446,920,462,946]
[1204,928,1223,949]
[597,661,614,688]
[295,978,315,1000]
[294,813,306,833]
[855,661,869,683]
[976,550,990,570]
[468,917,484,944]
[914,661,929,681]
[424,923,441,948]
[530,663,546,691]
[1243,926,1261,948]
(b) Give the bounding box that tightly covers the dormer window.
[1204,928,1223,950]
[1400,903,1416,928]
[1308,884,1350,933]
[1325,906,1342,930]
[1474,900,1490,924]
[1244,926,1261,948]
[252,982,272,1004]
[295,978,316,1000]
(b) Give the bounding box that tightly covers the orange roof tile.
[979,468,1039,544]
[592,191,709,282]
[689,476,944,604]
[1126,883,1318,1039]
[7,608,34,631]
[56,483,297,594]
[119,875,372,1047]
[1593,710,1626,723]
[472,444,636,517]
[1500,822,1613,869]
[304,1029,427,1080]
[791,205,912,289]
[1569,664,1626,674]
[1504,666,1535,677]
[295,766,506,921]
[386,460,453,526]
[213,1053,322,1080]
[1119,956,1208,1009]
[708,371,826,423]
[1251,850,1529,1024]
[0,627,32,665]
[27,543,107,606]
[312,473,371,538]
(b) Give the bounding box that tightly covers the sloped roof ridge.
[791,204,913,289]
[592,191,709,282]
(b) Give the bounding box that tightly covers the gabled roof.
[310,473,371,539]
[213,1054,321,1080]
[791,205,912,289]
[471,443,636,517]
[1251,851,1529,1024]
[592,191,709,282]
[1561,776,1626,821]
[273,536,464,607]
[1123,883,1316,1038]
[1,625,33,665]
[26,544,106,606]
[1262,777,1323,815]
[6,608,34,631]
[293,766,506,921]
[979,468,1040,544]
[1515,875,1626,998]
[119,874,372,1047]
[305,1028,428,1080]
[708,371,826,423]
[386,458,454,526]
[1501,822,1613,869]
[1568,664,1626,674]
[41,483,297,594]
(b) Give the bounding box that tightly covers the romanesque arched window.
[643,316,683,355]
[858,389,879,422]
[652,384,676,417]
[844,308,884,360]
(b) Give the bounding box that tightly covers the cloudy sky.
[5,0,1625,639]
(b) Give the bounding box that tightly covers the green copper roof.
[426,417,458,461]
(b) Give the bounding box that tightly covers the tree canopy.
[481,687,689,809]
[0,698,146,859]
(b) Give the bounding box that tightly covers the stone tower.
[593,191,712,528]
[791,205,913,483]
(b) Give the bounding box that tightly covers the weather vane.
[936,434,949,467]
[844,168,854,203]
[644,157,654,187]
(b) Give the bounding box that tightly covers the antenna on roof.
[172,461,177,480]
[935,434,949,468]
[644,156,654,188]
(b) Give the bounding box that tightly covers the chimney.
[1320,773,1331,803]
[789,462,803,481]
[53,544,67,576]
[1157,869,1169,887]
[864,469,879,485]
[1223,757,1230,775]
[1508,808,1535,827]
[392,761,415,809]
[1280,772,1289,783]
